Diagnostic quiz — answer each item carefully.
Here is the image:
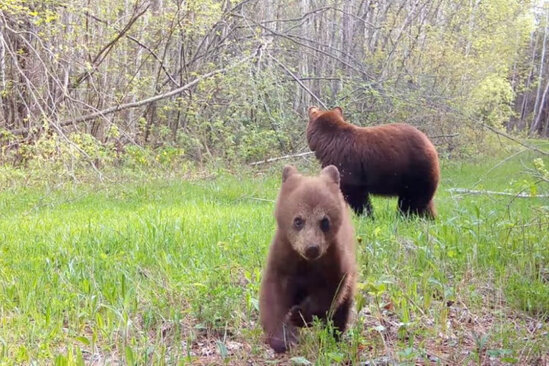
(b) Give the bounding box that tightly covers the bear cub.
[260,165,357,353]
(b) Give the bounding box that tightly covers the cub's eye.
[320,217,330,232]
[293,217,304,230]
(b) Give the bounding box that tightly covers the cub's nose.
[305,245,320,260]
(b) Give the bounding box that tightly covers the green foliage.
[533,157,549,180]
[506,274,549,318]
[471,75,515,126]
[239,129,288,162]
[124,145,151,167]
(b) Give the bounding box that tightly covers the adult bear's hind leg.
[398,195,435,219]
[342,185,372,216]
[423,199,436,219]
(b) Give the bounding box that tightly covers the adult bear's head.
[306,106,355,151]
[307,106,344,126]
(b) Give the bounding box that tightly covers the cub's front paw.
[267,325,298,353]
[268,336,290,353]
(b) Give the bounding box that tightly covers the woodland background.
[1,2,548,364]
[1,0,548,171]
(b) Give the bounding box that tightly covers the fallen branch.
[11,55,254,136]
[449,188,549,198]
[250,151,314,166]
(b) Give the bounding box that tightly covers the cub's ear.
[321,165,340,186]
[308,106,320,119]
[333,106,343,117]
[282,165,298,183]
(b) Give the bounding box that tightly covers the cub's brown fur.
[307,106,440,218]
[259,165,357,353]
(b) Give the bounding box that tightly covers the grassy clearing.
[0,150,548,365]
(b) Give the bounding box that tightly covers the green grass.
[0,151,547,365]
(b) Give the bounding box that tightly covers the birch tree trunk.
[530,8,549,136]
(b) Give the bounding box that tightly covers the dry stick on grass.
[449,188,549,198]
[11,54,255,136]
[249,151,315,166]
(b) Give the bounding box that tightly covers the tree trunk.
[531,8,549,136]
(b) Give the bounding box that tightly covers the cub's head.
[275,165,345,261]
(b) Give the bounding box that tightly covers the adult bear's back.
[306,106,439,218]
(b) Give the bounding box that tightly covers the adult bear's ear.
[333,106,343,117]
[282,165,298,182]
[308,106,320,119]
[321,165,340,186]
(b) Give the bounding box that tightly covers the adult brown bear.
[259,165,356,353]
[307,106,440,218]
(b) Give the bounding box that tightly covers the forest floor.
[0,148,548,365]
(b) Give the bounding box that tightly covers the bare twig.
[449,188,549,198]
[239,196,275,203]
[249,131,461,166]
[471,149,528,189]
[79,7,180,88]
[231,12,375,81]
[71,2,151,89]
[426,99,549,156]
[266,53,327,109]
[480,123,548,156]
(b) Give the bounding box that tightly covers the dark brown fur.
[307,106,440,218]
[259,165,357,353]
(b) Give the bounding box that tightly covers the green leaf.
[530,183,537,197]
[327,352,344,362]
[216,341,228,359]
[75,336,90,346]
[125,346,135,365]
[290,356,312,365]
